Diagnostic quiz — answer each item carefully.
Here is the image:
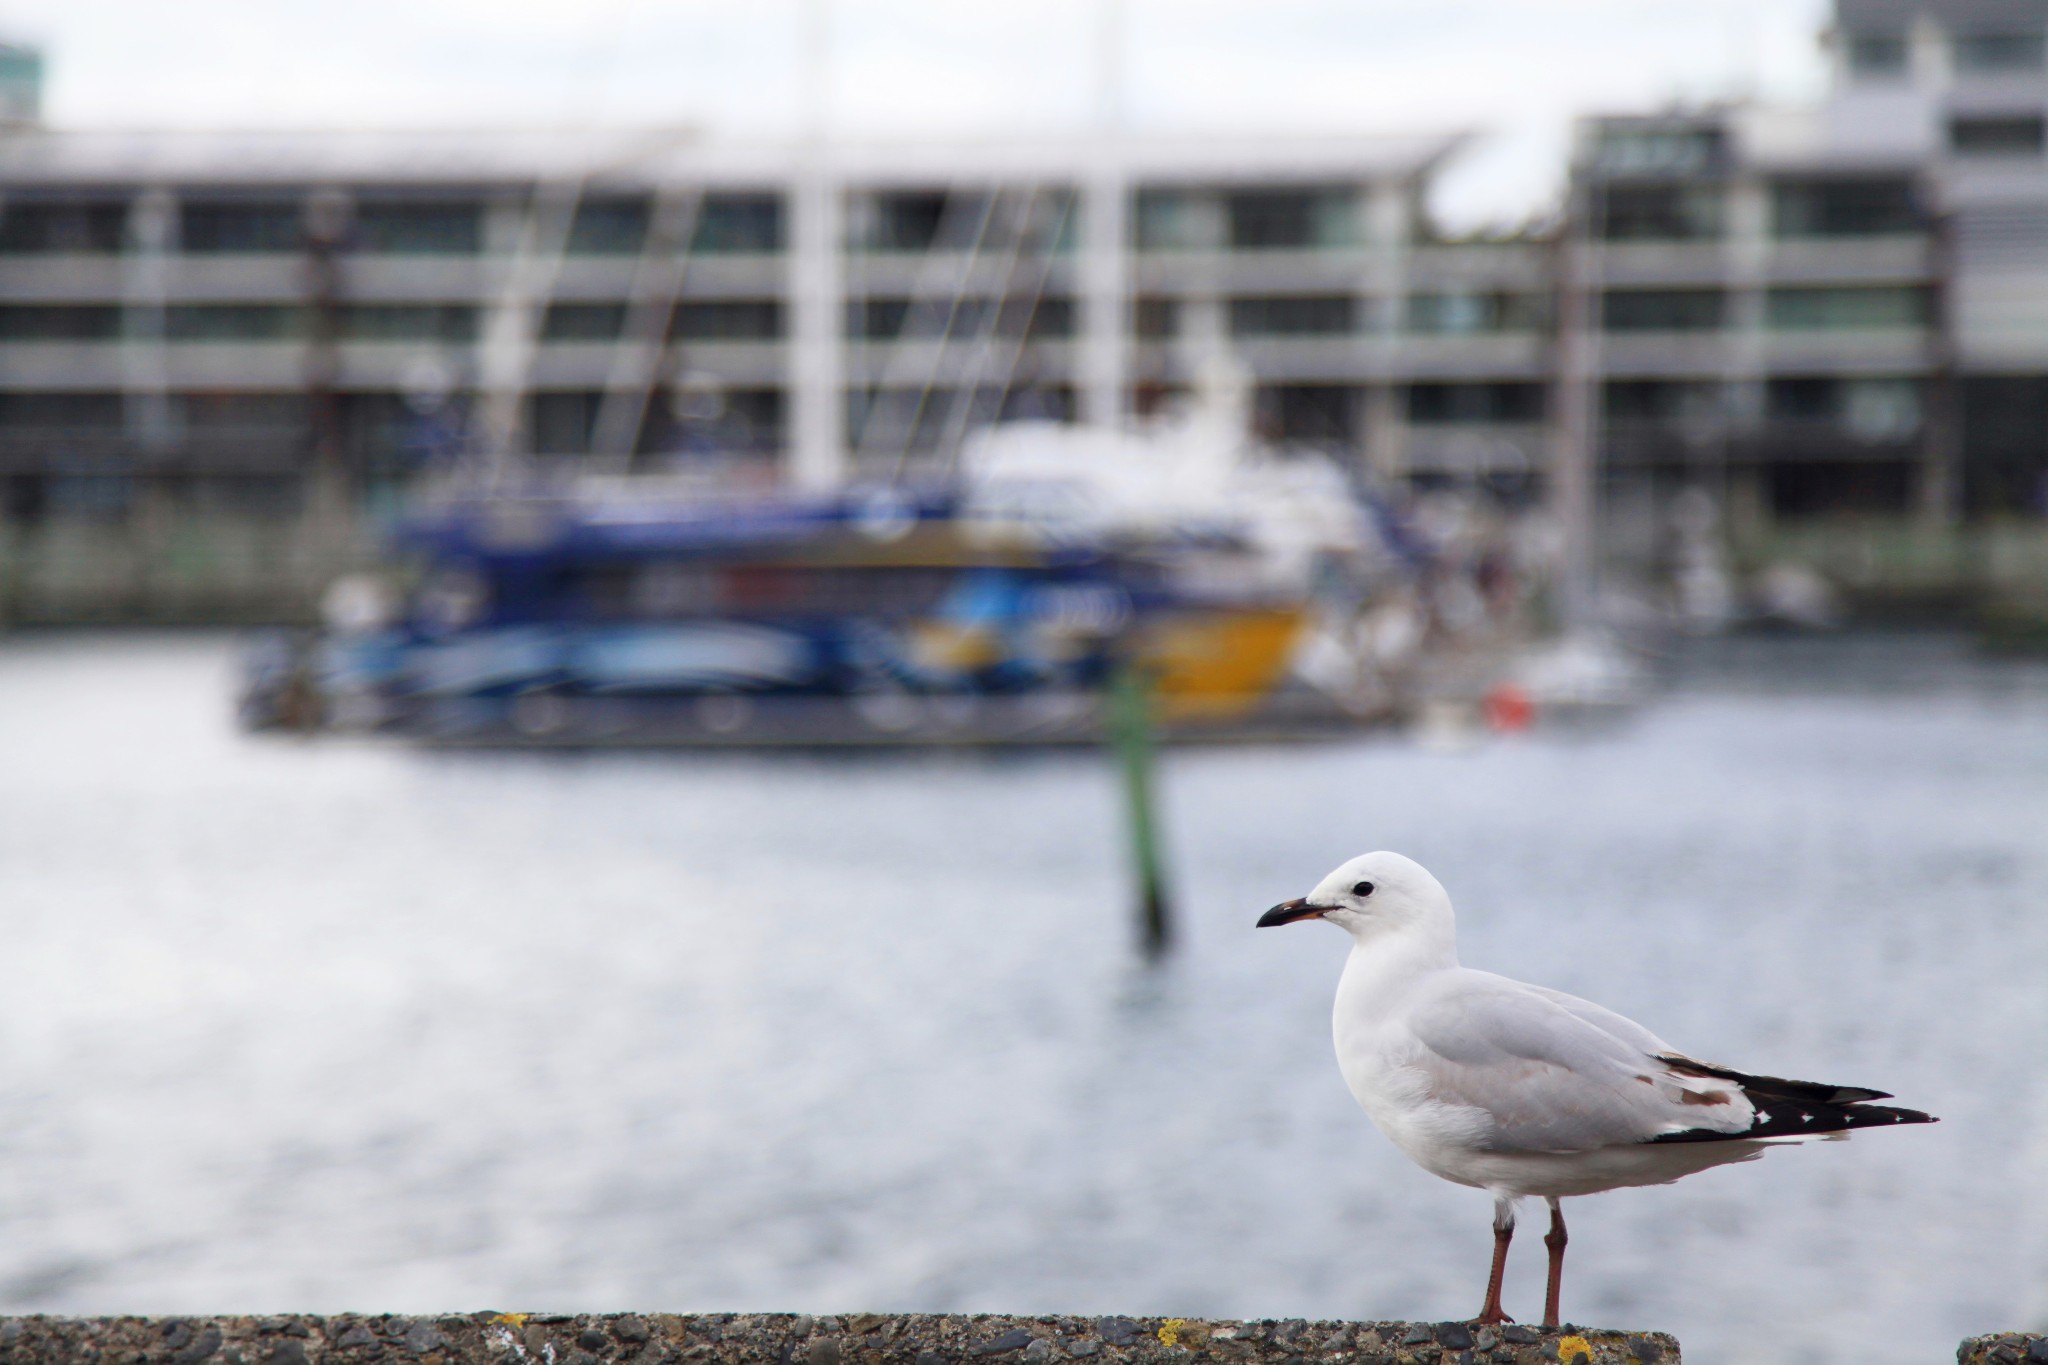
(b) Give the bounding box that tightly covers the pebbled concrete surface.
[0,1317,1677,1365]
[1958,1333,2048,1364]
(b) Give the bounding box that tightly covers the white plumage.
[1259,850,1934,1327]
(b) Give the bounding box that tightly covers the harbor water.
[0,632,2044,1365]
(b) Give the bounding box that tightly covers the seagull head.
[1257,851,1454,943]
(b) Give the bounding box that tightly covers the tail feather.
[1655,1052,1893,1106]
[1648,1055,1937,1145]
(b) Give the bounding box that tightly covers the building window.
[1024,297,1074,338]
[847,298,911,340]
[1590,124,1725,176]
[340,305,478,342]
[1596,183,1722,240]
[333,392,422,473]
[1406,291,1549,333]
[1600,289,1725,331]
[1257,385,1358,443]
[1768,462,1912,517]
[847,384,1066,451]
[1846,32,1909,78]
[181,201,302,253]
[847,387,944,452]
[1844,378,1923,439]
[1135,189,1212,251]
[1960,376,2048,515]
[714,387,787,452]
[0,392,124,427]
[1226,187,1356,249]
[1405,383,1546,424]
[353,201,483,255]
[844,190,1053,256]
[998,384,1074,423]
[1132,296,1179,338]
[1604,381,1673,421]
[48,475,139,519]
[0,200,127,254]
[670,299,784,341]
[694,194,784,254]
[567,198,649,256]
[1766,286,1929,329]
[531,391,601,455]
[851,191,953,253]
[177,392,308,431]
[189,476,307,518]
[1771,178,1924,236]
[1602,380,1725,423]
[1766,377,1838,421]
[1228,294,1356,336]
[1950,114,2046,154]
[846,296,1064,341]
[541,303,628,341]
[637,385,792,457]
[1953,32,2046,72]
[0,305,122,340]
[167,305,304,341]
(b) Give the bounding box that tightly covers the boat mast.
[789,0,847,491]
[1550,158,1601,633]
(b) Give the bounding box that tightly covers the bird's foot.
[1472,1309,1515,1327]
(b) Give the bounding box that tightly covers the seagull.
[1258,850,1935,1328]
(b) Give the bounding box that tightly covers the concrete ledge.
[0,1316,1677,1365]
[1959,1333,2048,1364]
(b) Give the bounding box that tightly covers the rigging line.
[932,184,1071,470]
[849,185,1000,475]
[590,187,705,472]
[877,188,1006,484]
[476,180,585,488]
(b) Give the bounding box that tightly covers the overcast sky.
[1,0,1835,228]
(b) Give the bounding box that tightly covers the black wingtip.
[1827,1086,1893,1104]
[1652,1098,1938,1144]
[1655,1054,1900,1109]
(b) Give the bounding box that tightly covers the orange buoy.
[1484,682,1535,733]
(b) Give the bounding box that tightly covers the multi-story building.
[1573,0,2048,545]
[0,0,2041,622]
[1568,104,1947,549]
[1831,0,2048,519]
[0,127,1513,488]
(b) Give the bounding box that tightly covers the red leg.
[1476,1204,1516,1326]
[1542,1199,1568,1329]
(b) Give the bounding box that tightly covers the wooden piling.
[1108,660,1172,959]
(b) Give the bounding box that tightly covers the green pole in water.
[1109,659,1173,959]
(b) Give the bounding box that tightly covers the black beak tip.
[1257,898,1323,928]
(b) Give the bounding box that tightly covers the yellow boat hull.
[1137,606,1307,723]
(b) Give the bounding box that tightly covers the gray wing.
[1404,972,1754,1153]
[1520,981,1674,1057]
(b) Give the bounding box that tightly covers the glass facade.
[1601,289,1726,332]
[352,201,483,255]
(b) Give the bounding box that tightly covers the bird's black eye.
[1351,880,1375,897]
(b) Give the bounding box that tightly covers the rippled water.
[1,632,2045,1365]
